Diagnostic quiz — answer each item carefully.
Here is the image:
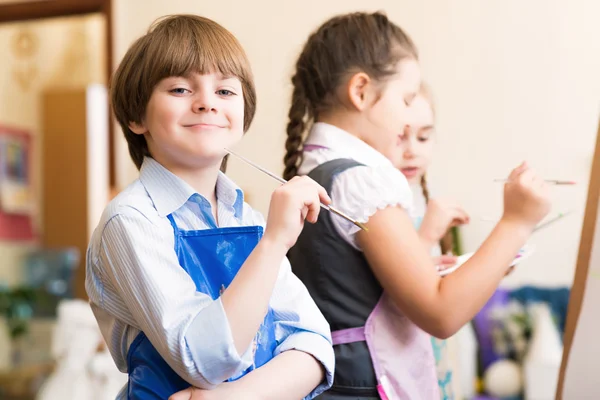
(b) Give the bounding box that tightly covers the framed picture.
[0,125,32,215]
[0,124,34,241]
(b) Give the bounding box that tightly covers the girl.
[401,83,465,258]
[284,11,550,400]
[87,15,334,400]
[399,83,465,399]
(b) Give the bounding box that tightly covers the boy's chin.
[192,146,230,161]
[177,151,228,170]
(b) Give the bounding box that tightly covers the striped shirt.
[86,157,334,399]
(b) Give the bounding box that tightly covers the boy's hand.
[169,382,257,400]
[264,176,331,250]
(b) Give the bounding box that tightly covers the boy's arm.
[231,350,324,399]
[169,350,324,400]
[97,211,255,388]
[169,257,333,400]
[265,257,334,398]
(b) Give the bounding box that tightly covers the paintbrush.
[533,211,573,232]
[225,148,368,232]
[494,179,576,185]
[480,211,573,232]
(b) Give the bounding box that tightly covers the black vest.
[288,159,383,399]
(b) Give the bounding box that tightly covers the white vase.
[36,300,101,400]
[455,322,478,399]
[0,317,12,371]
[523,303,563,400]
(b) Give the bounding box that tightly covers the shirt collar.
[139,157,244,218]
[305,122,394,168]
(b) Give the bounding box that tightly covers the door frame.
[0,0,115,186]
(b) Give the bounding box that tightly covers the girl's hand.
[433,255,459,272]
[419,198,469,247]
[502,162,551,230]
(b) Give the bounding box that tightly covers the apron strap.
[331,327,366,345]
[166,214,180,249]
[166,214,178,232]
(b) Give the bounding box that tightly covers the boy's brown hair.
[111,14,256,170]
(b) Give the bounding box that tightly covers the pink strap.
[377,385,390,400]
[302,144,329,152]
[331,327,366,345]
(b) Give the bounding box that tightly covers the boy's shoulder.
[241,200,266,228]
[97,179,160,232]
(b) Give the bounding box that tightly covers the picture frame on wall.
[0,127,32,215]
[0,124,34,241]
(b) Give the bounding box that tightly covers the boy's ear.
[346,72,373,111]
[128,121,147,135]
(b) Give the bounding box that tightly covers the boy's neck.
[167,162,220,205]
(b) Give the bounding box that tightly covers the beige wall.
[0,14,106,285]
[113,0,600,287]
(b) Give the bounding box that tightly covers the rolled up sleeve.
[270,257,335,398]
[99,210,252,387]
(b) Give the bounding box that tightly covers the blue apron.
[126,214,277,399]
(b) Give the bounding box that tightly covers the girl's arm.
[357,164,549,338]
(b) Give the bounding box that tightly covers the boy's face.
[130,72,244,171]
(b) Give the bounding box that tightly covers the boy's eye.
[418,136,430,142]
[217,89,236,96]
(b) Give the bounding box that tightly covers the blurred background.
[0,0,598,399]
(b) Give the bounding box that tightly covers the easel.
[556,117,600,398]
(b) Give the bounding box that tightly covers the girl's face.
[359,59,422,166]
[395,94,435,184]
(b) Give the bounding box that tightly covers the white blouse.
[298,122,414,250]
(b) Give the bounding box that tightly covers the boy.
[86,14,334,399]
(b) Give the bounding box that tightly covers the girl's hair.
[418,82,456,254]
[111,14,256,170]
[283,11,418,180]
